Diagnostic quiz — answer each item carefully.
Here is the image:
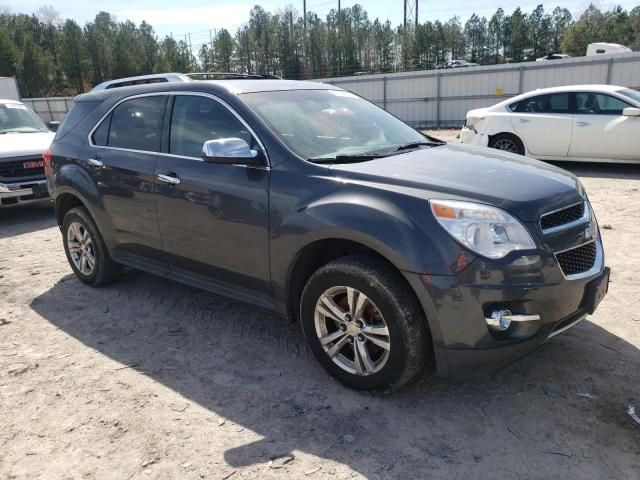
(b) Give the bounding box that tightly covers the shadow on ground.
[30,270,640,479]
[550,161,640,180]
[0,204,55,239]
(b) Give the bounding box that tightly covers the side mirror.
[623,107,640,117]
[47,121,60,132]
[201,138,264,166]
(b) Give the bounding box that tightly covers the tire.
[62,206,121,286]
[300,255,431,392]
[489,133,525,155]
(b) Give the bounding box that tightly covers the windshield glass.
[620,88,640,105]
[0,103,49,134]
[241,89,427,161]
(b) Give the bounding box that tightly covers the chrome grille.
[556,241,597,276]
[540,202,586,232]
[0,157,44,179]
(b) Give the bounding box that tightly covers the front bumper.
[459,126,489,147]
[403,237,608,377]
[0,179,50,207]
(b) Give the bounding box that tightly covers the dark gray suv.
[46,74,609,391]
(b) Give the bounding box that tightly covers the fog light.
[486,310,512,331]
[485,310,541,332]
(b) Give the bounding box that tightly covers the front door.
[155,93,271,303]
[569,92,640,161]
[84,94,167,268]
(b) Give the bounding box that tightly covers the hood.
[328,143,583,222]
[0,131,55,159]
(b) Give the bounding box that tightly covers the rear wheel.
[62,207,121,286]
[489,133,525,155]
[300,255,431,392]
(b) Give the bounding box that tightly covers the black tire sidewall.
[301,265,413,391]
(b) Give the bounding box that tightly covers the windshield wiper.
[392,140,445,152]
[0,129,39,135]
[311,152,391,164]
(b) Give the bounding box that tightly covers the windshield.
[0,103,49,134]
[241,89,428,161]
[620,88,640,105]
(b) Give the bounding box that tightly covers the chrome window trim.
[86,91,270,169]
[553,238,603,280]
[540,200,590,235]
[87,92,169,154]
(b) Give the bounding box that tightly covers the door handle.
[157,173,181,185]
[87,158,103,167]
[518,118,531,123]
[576,121,591,127]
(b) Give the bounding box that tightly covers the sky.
[2,0,639,49]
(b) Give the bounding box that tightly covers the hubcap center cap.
[346,323,359,336]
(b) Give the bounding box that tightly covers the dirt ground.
[1,132,639,479]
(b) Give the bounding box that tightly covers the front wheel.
[300,255,431,392]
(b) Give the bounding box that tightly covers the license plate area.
[585,267,610,314]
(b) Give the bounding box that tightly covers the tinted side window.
[92,114,110,146]
[108,96,165,152]
[576,93,631,115]
[169,95,253,158]
[510,93,570,114]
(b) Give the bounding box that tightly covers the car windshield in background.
[620,88,640,104]
[241,89,430,163]
[0,103,49,134]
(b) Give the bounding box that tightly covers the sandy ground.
[1,134,640,479]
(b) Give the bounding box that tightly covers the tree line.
[0,3,639,97]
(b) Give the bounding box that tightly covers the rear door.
[569,92,640,161]
[510,92,573,157]
[155,93,271,303]
[84,94,167,270]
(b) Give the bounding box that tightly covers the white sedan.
[460,84,640,162]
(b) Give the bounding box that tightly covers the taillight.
[43,148,52,173]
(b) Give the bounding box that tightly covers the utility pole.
[404,0,419,30]
[303,0,307,34]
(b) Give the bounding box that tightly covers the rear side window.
[576,92,631,115]
[92,115,110,146]
[107,96,165,152]
[54,100,102,141]
[510,93,570,114]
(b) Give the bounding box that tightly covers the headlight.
[430,200,536,259]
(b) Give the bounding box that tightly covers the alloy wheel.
[314,286,391,376]
[66,221,96,276]
[493,138,518,153]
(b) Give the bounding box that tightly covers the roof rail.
[185,72,281,80]
[91,72,282,92]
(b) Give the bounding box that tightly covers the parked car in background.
[0,99,55,207]
[460,84,640,163]
[436,60,480,69]
[586,43,632,56]
[47,74,608,391]
[536,53,571,61]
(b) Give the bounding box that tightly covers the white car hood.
[0,131,55,158]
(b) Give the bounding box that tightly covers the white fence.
[18,52,640,127]
[316,52,640,128]
[21,96,76,123]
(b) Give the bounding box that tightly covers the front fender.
[269,181,477,307]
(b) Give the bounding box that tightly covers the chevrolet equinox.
[46,74,610,391]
